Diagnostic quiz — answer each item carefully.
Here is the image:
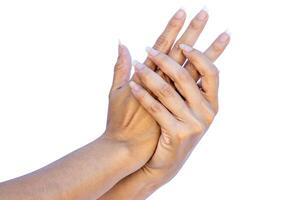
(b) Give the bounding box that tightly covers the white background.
[0,0,300,199]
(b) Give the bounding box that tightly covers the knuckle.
[174,132,189,142]
[172,42,181,51]
[173,122,206,143]
[192,120,206,135]
[205,110,216,124]
[212,42,225,54]
[154,34,171,50]
[188,115,207,136]
[158,83,174,98]
[114,61,124,72]
[148,101,162,114]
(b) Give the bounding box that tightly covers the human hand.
[103,43,160,170]
[98,8,230,200]
[103,7,214,169]
[130,45,222,185]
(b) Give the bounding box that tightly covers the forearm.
[98,169,162,200]
[0,134,137,200]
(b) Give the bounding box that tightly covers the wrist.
[95,133,139,174]
[99,130,148,172]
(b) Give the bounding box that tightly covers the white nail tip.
[202,5,209,13]
[225,29,232,36]
[132,60,139,66]
[179,44,193,52]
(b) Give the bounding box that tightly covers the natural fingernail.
[118,39,123,54]
[196,9,208,21]
[202,5,209,13]
[132,60,144,71]
[179,44,193,52]
[129,81,140,92]
[146,47,160,56]
[218,32,230,43]
[225,29,232,36]
[174,8,185,19]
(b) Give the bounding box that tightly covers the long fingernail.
[129,81,140,92]
[118,39,123,54]
[174,8,185,19]
[132,60,144,71]
[202,5,209,13]
[196,9,208,21]
[179,44,193,52]
[218,31,230,43]
[145,47,160,56]
[225,29,232,37]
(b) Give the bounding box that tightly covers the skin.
[0,9,169,200]
[0,8,230,200]
[0,41,161,199]
[0,41,164,199]
[99,9,230,199]
[0,31,156,200]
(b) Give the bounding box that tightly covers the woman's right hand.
[103,7,213,169]
[130,44,224,186]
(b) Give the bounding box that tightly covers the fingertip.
[174,8,186,20]
[225,29,232,37]
[218,31,231,43]
[145,46,160,57]
[118,41,130,56]
[132,60,145,72]
[118,39,125,53]
[129,81,141,93]
[196,8,209,21]
[179,44,193,53]
[202,5,209,14]
[118,42,132,67]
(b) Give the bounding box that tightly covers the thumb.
[110,41,132,91]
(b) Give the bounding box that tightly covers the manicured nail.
[218,32,230,43]
[118,39,124,54]
[129,81,140,92]
[202,5,209,13]
[179,44,193,52]
[174,8,185,19]
[196,9,208,21]
[225,29,232,36]
[132,60,144,71]
[145,47,160,56]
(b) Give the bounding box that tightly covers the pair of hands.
[0,8,230,200]
[103,8,230,197]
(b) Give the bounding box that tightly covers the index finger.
[143,8,186,70]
